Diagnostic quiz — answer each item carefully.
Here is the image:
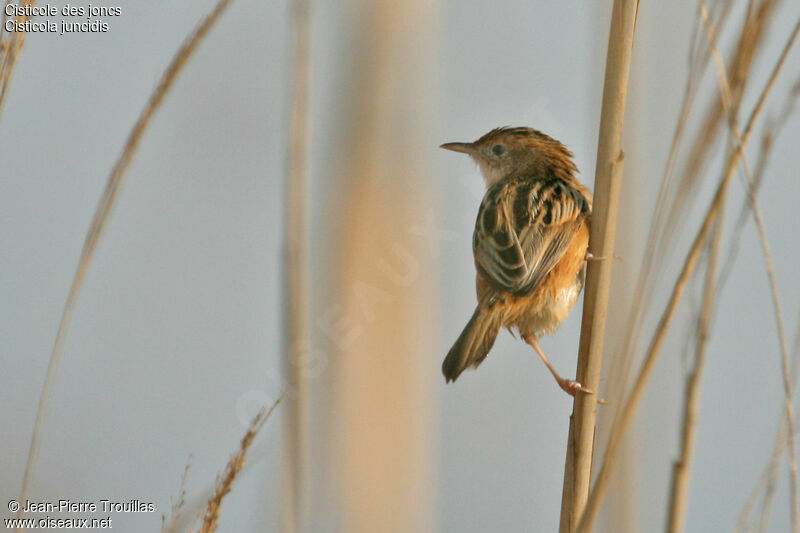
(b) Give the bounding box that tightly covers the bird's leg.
[522,334,592,396]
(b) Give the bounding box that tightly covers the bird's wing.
[473,175,590,295]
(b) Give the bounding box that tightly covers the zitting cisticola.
[441,127,593,395]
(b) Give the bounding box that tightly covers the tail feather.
[442,304,501,383]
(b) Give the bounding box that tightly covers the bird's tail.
[442,302,502,383]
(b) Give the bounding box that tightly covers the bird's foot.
[585,251,622,263]
[557,377,593,396]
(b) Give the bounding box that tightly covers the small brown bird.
[441,126,592,395]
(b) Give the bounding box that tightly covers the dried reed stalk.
[575,14,800,533]
[625,5,737,531]
[749,172,800,532]
[754,426,788,533]
[595,17,647,527]
[719,78,800,291]
[730,92,800,531]
[665,217,726,533]
[577,143,725,533]
[599,4,735,460]
[748,304,800,531]
[663,0,774,226]
[558,1,639,532]
[665,5,734,530]
[616,0,771,404]
[756,431,790,532]
[731,87,800,533]
[17,0,235,518]
[195,394,284,533]
[746,266,800,533]
[327,2,436,532]
[282,1,312,532]
[697,6,800,529]
[671,12,800,530]
[733,274,800,533]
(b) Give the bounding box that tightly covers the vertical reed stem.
[575,17,800,532]
[559,1,639,532]
[283,1,312,532]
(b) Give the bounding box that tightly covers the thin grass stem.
[0,0,36,122]
[665,212,726,533]
[196,394,284,533]
[698,5,799,527]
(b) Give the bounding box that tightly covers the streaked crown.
[441,126,578,186]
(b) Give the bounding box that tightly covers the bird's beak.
[440,142,478,156]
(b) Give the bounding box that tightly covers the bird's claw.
[558,378,593,396]
[585,252,623,263]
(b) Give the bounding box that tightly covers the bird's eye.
[492,144,506,156]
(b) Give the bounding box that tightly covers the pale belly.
[514,276,584,337]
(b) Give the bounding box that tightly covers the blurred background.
[2,0,799,531]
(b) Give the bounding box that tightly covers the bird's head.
[441,126,577,187]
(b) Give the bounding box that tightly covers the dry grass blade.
[718,78,800,292]
[558,1,639,532]
[755,311,800,530]
[750,196,799,531]
[795,306,800,366]
[699,4,800,528]
[630,0,772,374]
[759,433,789,533]
[746,166,799,532]
[0,0,36,121]
[195,393,284,533]
[732,417,788,532]
[612,0,751,413]
[283,0,312,532]
[749,306,800,532]
[577,166,715,533]
[665,4,746,531]
[665,214,725,533]
[730,87,800,533]
[758,424,792,532]
[665,6,733,530]
[576,14,800,533]
[17,0,235,519]
[659,0,774,253]
[162,458,192,533]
